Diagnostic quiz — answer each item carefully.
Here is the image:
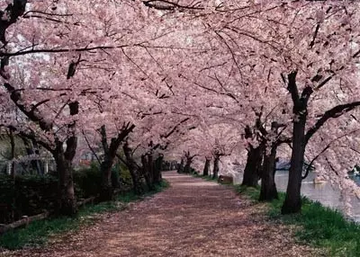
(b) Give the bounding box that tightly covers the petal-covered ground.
[3,171,323,257]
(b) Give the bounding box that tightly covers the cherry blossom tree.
[0,0,180,214]
[156,0,360,213]
[1,0,360,218]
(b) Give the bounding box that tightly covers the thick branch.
[64,101,79,160]
[0,0,27,45]
[6,125,53,152]
[0,44,129,58]
[3,83,53,131]
[305,101,360,143]
[287,71,299,105]
[142,0,204,11]
[160,117,190,139]
[108,123,135,158]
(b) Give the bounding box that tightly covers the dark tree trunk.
[203,158,210,176]
[141,155,154,191]
[53,101,79,216]
[99,158,114,201]
[282,71,311,214]
[99,123,135,201]
[184,158,192,174]
[177,158,184,173]
[259,145,278,201]
[123,142,143,195]
[148,153,155,182]
[53,145,77,216]
[281,116,306,214]
[242,145,263,187]
[212,156,220,179]
[153,155,163,184]
[9,128,15,179]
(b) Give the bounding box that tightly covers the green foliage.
[203,175,217,181]
[0,174,58,223]
[0,161,130,224]
[0,216,78,249]
[73,163,102,198]
[238,186,360,257]
[0,179,169,250]
[153,180,170,192]
[118,164,133,189]
[73,162,128,198]
[0,201,124,250]
[236,185,260,200]
[190,168,197,175]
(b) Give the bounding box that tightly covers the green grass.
[191,172,217,181]
[191,174,360,256]
[237,186,360,257]
[0,180,169,250]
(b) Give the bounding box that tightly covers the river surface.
[234,171,360,222]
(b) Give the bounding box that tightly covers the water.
[234,171,360,222]
[275,170,360,222]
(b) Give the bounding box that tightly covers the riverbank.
[274,170,360,223]
[192,172,360,256]
[234,180,360,256]
[0,180,169,251]
[237,186,360,256]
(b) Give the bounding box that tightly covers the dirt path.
[3,172,320,257]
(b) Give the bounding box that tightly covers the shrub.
[0,161,133,224]
[73,162,131,198]
[73,163,102,199]
[0,174,58,223]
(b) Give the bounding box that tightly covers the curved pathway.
[5,171,320,257]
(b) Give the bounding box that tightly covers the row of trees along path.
[4,171,322,257]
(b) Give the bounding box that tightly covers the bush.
[0,161,132,224]
[73,163,102,199]
[118,166,133,189]
[0,174,58,223]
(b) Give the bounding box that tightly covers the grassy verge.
[191,173,217,181]
[0,180,169,250]
[237,185,360,257]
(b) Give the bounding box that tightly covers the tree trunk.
[184,158,192,174]
[54,148,77,216]
[53,101,78,216]
[141,154,154,191]
[177,159,184,173]
[259,145,278,201]
[123,142,143,195]
[99,158,114,201]
[242,145,262,187]
[212,156,220,179]
[148,153,155,183]
[9,128,15,179]
[153,155,163,184]
[282,72,312,214]
[203,158,210,176]
[281,116,306,214]
[99,123,135,201]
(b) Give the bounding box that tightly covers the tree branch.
[3,83,53,131]
[305,101,360,144]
